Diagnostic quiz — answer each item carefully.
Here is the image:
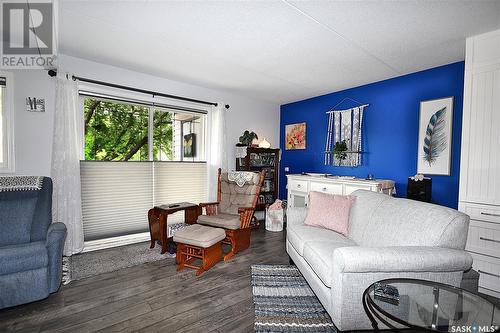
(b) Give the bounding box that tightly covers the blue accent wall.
[280,62,464,208]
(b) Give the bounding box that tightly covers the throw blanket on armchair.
[0,176,44,192]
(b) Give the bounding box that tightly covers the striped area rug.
[251,265,337,333]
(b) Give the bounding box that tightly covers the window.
[154,109,206,161]
[84,98,149,161]
[83,96,206,162]
[80,94,208,244]
[0,72,14,173]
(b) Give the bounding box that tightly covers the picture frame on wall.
[26,97,45,112]
[183,133,196,158]
[285,122,306,150]
[417,97,454,175]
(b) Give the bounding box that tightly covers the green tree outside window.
[83,97,173,161]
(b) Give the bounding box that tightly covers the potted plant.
[238,130,258,147]
[333,140,348,165]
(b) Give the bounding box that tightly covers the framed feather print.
[417,97,454,175]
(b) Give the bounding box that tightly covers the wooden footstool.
[173,224,226,276]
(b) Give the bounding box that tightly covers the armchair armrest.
[46,223,67,293]
[46,222,67,245]
[333,246,473,274]
[199,202,219,216]
[199,202,219,207]
[238,207,255,229]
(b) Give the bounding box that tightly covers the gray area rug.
[63,241,172,283]
[251,265,337,332]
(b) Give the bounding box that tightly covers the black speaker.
[407,177,432,203]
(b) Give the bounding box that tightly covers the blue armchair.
[0,177,67,309]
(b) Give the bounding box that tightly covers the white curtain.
[206,103,228,201]
[51,73,84,256]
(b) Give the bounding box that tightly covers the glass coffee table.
[363,278,499,332]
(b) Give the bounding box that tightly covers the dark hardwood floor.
[0,226,289,333]
[2,227,498,333]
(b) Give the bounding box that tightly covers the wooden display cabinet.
[236,147,280,213]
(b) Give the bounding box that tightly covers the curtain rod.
[79,90,208,115]
[47,69,229,109]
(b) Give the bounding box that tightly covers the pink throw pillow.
[304,191,355,236]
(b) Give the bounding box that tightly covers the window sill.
[0,165,15,174]
[83,232,150,253]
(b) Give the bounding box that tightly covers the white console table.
[286,174,395,208]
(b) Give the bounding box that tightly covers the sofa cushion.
[348,190,387,244]
[303,240,356,287]
[349,190,469,248]
[304,191,355,236]
[173,224,226,248]
[288,222,355,256]
[0,241,48,275]
[198,213,241,230]
[0,192,38,246]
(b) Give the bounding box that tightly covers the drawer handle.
[478,270,500,279]
[297,184,301,188]
[480,212,500,217]
[322,187,327,191]
[479,237,500,244]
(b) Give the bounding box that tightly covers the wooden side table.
[148,202,201,254]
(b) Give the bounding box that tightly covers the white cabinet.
[288,191,308,208]
[465,218,500,258]
[459,29,500,297]
[309,181,343,195]
[286,174,395,208]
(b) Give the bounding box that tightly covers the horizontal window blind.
[81,161,207,241]
[81,162,153,241]
[154,162,207,224]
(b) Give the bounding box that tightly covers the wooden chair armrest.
[238,207,255,229]
[199,202,219,207]
[200,202,219,216]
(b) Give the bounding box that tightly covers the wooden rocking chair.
[197,168,265,261]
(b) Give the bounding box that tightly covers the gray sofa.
[286,190,473,331]
[0,177,67,309]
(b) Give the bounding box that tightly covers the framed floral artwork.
[285,122,306,150]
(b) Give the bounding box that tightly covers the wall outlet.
[284,166,290,172]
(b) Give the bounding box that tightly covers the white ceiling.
[59,0,500,104]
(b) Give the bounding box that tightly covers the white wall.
[12,70,55,176]
[9,54,280,176]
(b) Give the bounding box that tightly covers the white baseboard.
[83,232,150,253]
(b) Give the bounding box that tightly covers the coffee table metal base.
[362,278,498,333]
